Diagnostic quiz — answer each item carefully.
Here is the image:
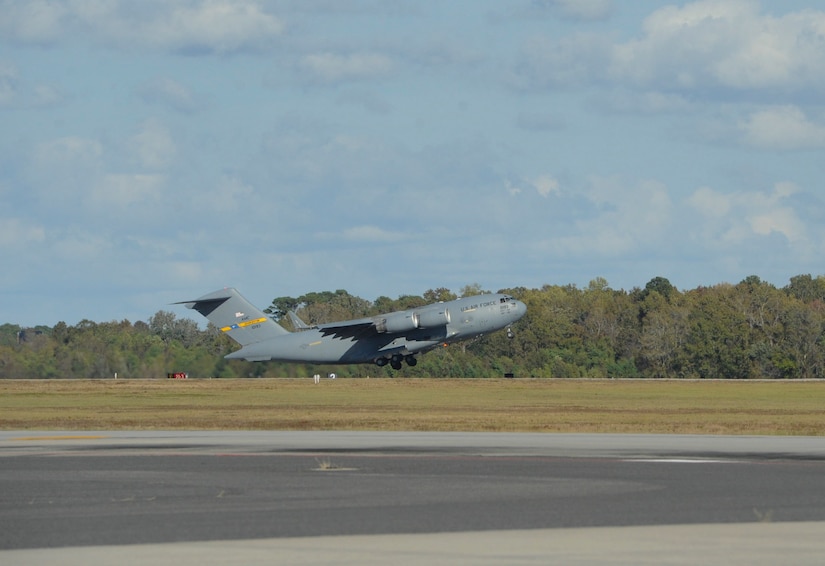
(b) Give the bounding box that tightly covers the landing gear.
[506,326,515,339]
[374,354,418,370]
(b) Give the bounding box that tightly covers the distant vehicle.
[167,372,188,379]
[176,287,526,370]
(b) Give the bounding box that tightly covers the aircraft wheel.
[375,358,388,367]
[405,356,417,366]
[390,360,403,370]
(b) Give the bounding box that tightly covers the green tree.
[459,283,487,297]
[423,287,457,303]
[779,299,825,379]
[682,285,750,378]
[784,274,825,303]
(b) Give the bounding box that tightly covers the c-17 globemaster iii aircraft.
[176,287,527,370]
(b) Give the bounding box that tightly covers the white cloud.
[35,136,102,164]
[511,0,614,22]
[745,182,805,243]
[504,180,521,196]
[340,225,406,243]
[687,186,731,218]
[335,90,392,115]
[31,84,64,106]
[515,111,566,132]
[596,89,694,115]
[30,137,103,199]
[130,119,177,169]
[29,132,173,217]
[532,175,560,197]
[52,229,112,261]
[0,0,285,54]
[298,52,394,84]
[90,174,164,209]
[749,208,803,241]
[139,77,198,113]
[0,61,64,108]
[164,261,205,284]
[550,0,613,21]
[5,0,825,325]
[27,137,104,214]
[610,0,825,93]
[513,32,612,89]
[739,106,825,150]
[206,176,255,213]
[537,177,673,256]
[516,0,825,96]
[0,0,68,44]
[0,61,18,105]
[709,7,825,90]
[687,182,807,245]
[137,0,284,54]
[0,218,46,248]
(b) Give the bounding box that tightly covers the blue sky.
[2,0,825,326]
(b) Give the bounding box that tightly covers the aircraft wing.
[316,309,444,340]
[316,318,380,340]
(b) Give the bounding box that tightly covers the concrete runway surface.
[1,431,825,565]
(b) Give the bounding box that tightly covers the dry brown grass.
[1,378,824,435]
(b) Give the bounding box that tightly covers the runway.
[2,431,825,564]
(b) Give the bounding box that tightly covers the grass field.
[1,378,824,435]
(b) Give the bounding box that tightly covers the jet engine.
[416,308,450,328]
[375,312,419,333]
[374,308,450,333]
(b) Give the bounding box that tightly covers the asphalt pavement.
[1,431,824,564]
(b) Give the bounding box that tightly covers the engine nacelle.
[417,307,450,328]
[375,311,420,333]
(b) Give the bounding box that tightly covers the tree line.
[2,275,824,379]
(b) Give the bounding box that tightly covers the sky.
[2,0,825,327]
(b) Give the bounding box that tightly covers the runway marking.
[624,458,738,464]
[312,457,359,471]
[11,435,110,441]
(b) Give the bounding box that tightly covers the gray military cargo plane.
[177,287,527,370]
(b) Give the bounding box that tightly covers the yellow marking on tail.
[220,317,268,332]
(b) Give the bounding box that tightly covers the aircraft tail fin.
[175,288,289,346]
